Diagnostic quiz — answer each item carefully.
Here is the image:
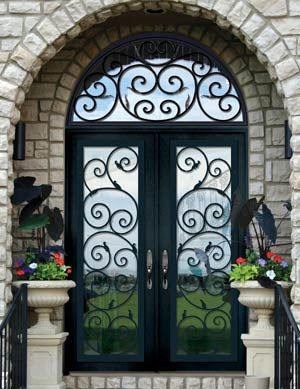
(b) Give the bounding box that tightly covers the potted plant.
[229,195,292,335]
[11,176,75,335]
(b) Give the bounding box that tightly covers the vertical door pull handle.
[162,249,168,290]
[146,249,153,290]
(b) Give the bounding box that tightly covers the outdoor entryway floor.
[64,372,245,388]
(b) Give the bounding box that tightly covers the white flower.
[266,270,276,280]
[29,263,37,269]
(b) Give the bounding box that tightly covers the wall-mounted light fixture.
[285,120,292,159]
[13,121,26,160]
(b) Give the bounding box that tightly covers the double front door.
[66,129,246,372]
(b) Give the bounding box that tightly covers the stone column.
[290,117,300,327]
[231,281,282,389]
[27,333,68,389]
[13,280,75,389]
[242,334,274,389]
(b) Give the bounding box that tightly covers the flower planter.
[231,280,292,336]
[13,280,76,335]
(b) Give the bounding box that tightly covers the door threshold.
[70,371,245,377]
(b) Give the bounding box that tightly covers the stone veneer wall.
[0,0,299,376]
[11,16,290,348]
[14,20,290,262]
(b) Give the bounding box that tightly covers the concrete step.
[64,372,245,389]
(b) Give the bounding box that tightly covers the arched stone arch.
[16,22,289,272]
[1,0,300,318]
[15,23,292,379]
[53,24,266,132]
[3,0,299,109]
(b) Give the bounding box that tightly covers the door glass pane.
[82,146,139,356]
[176,146,232,356]
[71,37,245,123]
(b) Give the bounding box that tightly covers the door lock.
[146,249,153,290]
[162,249,168,290]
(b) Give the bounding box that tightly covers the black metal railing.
[0,284,27,389]
[275,284,300,388]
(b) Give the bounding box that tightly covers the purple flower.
[24,266,35,274]
[258,258,267,267]
[280,261,289,268]
[15,258,25,267]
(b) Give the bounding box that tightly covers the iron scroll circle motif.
[67,34,247,124]
[175,145,233,355]
[82,146,140,355]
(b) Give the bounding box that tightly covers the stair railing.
[275,283,300,389]
[0,284,27,389]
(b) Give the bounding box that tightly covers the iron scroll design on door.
[82,146,139,355]
[175,146,232,355]
[69,37,246,123]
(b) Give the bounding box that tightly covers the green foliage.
[229,249,292,283]
[12,176,69,281]
[18,214,49,231]
[231,196,291,258]
[30,261,69,281]
[255,203,277,244]
[11,176,64,252]
[230,196,292,283]
[229,264,259,282]
[245,249,259,264]
[237,196,265,229]
[43,206,64,241]
[14,246,71,281]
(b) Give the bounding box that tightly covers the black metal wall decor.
[13,121,26,160]
[68,35,246,124]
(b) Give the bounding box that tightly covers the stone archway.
[1,0,300,324]
[16,13,291,339]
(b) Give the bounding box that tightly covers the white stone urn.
[231,280,292,336]
[13,280,76,335]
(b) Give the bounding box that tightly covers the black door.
[65,129,247,372]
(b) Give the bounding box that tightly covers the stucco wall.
[0,0,299,325]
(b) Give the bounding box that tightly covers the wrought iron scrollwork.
[71,37,245,123]
[176,146,232,355]
[83,146,139,355]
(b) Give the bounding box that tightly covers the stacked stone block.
[63,373,245,389]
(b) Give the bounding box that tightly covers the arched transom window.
[68,34,247,124]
